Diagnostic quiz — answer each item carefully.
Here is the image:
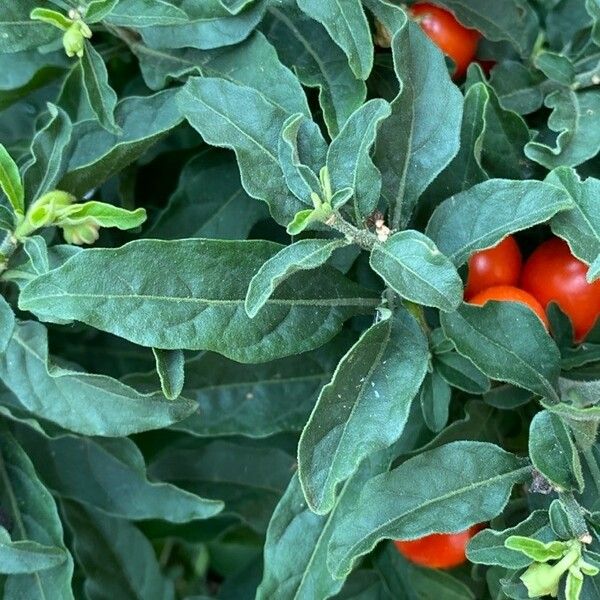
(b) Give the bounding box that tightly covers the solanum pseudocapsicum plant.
[0,0,600,598]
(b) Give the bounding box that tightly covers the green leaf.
[286,209,317,236]
[245,238,348,318]
[327,99,391,221]
[419,82,488,212]
[278,114,325,202]
[0,296,15,354]
[0,144,24,215]
[178,77,306,226]
[435,351,491,394]
[105,0,188,27]
[60,89,183,198]
[84,0,120,23]
[152,348,184,400]
[0,428,74,599]
[441,302,561,402]
[370,230,463,312]
[0,529,67,575]
[467,510,553,569]
[547,168,600,282]
[19,239,378,362]
[426,179,573,266]
[22,104,72,204]
[434,0,539,56]
[263,3,366,137]
[258,449,392,600]
[0,2,57,52]
[534,51,575,86]
[375,19,463,229]
[62,502,175,600]
[57,201,146,229]
[149,437,296,533]
[488,61,545,115]
[80,42,121,135]
[327,441,531,578]
[525,89,600,168]
[296,0,373,80]
[139,0,267,50]
[504,536,568,562]
[529,410,584,492]
[147,150,267,240]
[419,370,452,433]
[12,425,223,522]
[128,336,351,438]
[474,80,538,181]
[298,309,429,514]
[0,321,196,436]
[29,8,73,31]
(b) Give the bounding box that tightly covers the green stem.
[325,213,378,251]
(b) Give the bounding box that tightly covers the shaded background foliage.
[0,0,600,598]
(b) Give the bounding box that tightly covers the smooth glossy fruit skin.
[465,235,522,300]
[410,3,481,78]
[394,526,482,569]
[469,285,549,329]
[521,238,600,341]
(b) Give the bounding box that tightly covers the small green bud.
[62,21,92,58]
[62,220,101,245]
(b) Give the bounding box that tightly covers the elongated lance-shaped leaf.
[246,238,349,318]
[426,179,574,266]
[258,448,393,600]
[298,309,429,514]
[296,0,373,80]
[419,81,490,214]
[441,302,561,403]
[62,502,175,600]
[12,424,223,522]
[0,528,67,575]
[139,0,267,50]
[19,239,379,362]
[547,167,600,282]
[375,19,463,229]
[529,410,584,492]
[22,104,72,204]
[0,428,74,599]
[327,441,531,578]
[263,3,366,137]
[370,230,463,312]
[278,113,326,202]
[0,143,24,216]
[178,77,308,226]
[525,89,600,168]
[0,321,197,436]
[327,98,391,221]
[80,42,121,135]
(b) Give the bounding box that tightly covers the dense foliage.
[0,0,600,598]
